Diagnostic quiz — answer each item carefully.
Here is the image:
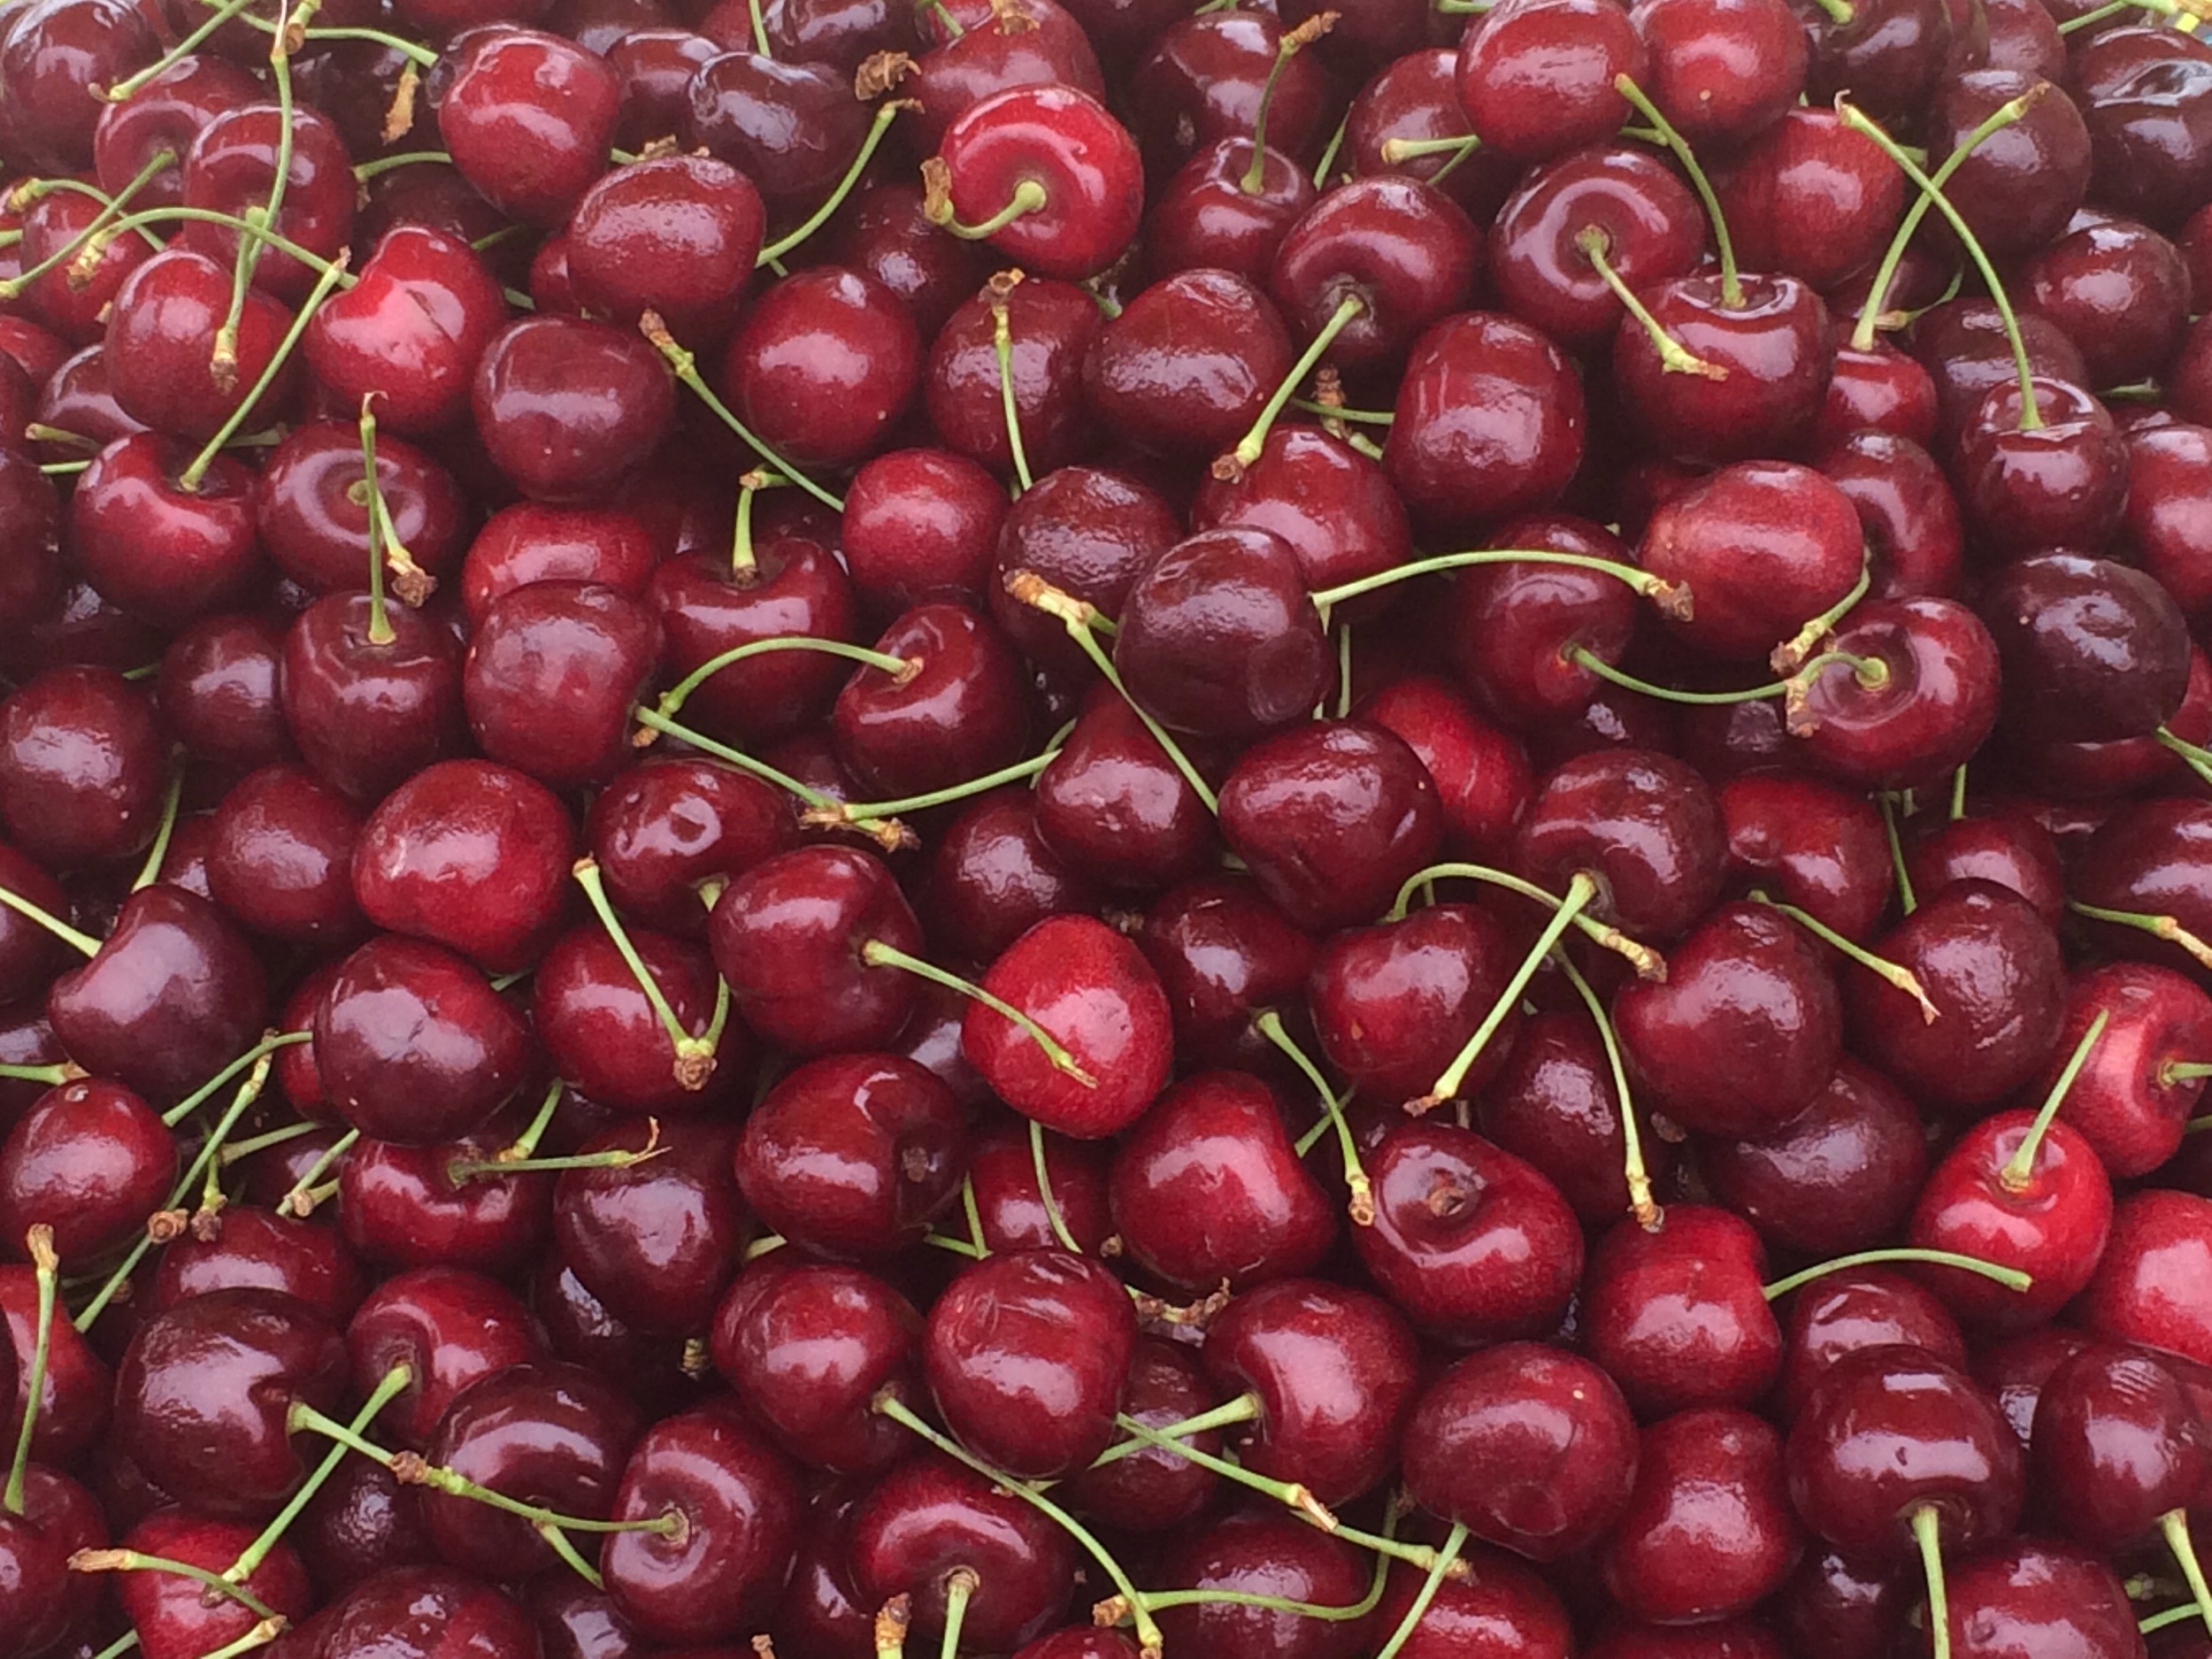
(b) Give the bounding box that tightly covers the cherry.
[339,1118,552,1279]
[902,0,1105,155]
[2127,425,2212,624]
[1922,1538,2146,1659]
[0,1460,104,1659]
[15,186,155,349]
[115,1286,349,1519]
[107,1509,313,1659]
[0,848,66,1011]
[2032,1343,2208,1557]
[1402,1340,1640,1561]
[145,1204,365,1326]
[923,787,1102,961]
[1310,900,1520,1102]
[304,225,509,438]
[988,465,1178,675]
[0,664,165,868]
[1583,1204,1782,1417]
[1032,687,1215,893]
[103,247,297,443]
[1144,135,1317,282]
[598,1401,801,1643]
[1717,771,1893,941]
[682,53,869,224]
[1936,69,2091,259]
[257,419,469,602]
[312,1568,538,1659]
[1054,1336,1220,1530]
[1515,747,1724,941]
[205,764,366,945]
[555,1118,746,1335]
[1107,1068,1336,1290]
[832,600,1032,801]
[733,1050,966,1259]
[1132,9,1335,180]
[1,1255,111,1466]
[2080,1190,2212,1371]
[1776,1548,1906,1659]
[0,1078,173,1263]
[1777,1267,1966,1420]
[1601,1406,1803,1624]
[720,266,922,471]
[463,504,661,628]
[928,85,1143,280]
[1083,268,1291,459]
[347,1265,547,1448]
[841,448,1006,618]
[1455,0,1647,164]
[770,1482,878,1658]
[1195,422,1414,611]
[1149,1503,1368,1659]
[435,27,619,224]
[463,582,662,789]
[1614,273,1833,466]
[961,1119,1110,1255]
[1383,310,1586,527]
[2025,214,2192,388]
[1632,0,1807,143]
[1811,346,1942,454]
[282,590,469,805]
[710,1256,918,1471]
[709,844,922,1053]
[1718,106,1904,291]
[69,433,266,630]
[925,273,1103,480]
[1269,175,1481,373]
[1370,1548,1573,1659]
[2037,964,2212,1179]
[1901,806,2065,926]
[472,316,677,504]
[1344,46,1505,213]
[1703,1058,1930,1258]
[1790,597,2001,793]
[565,154,762,341]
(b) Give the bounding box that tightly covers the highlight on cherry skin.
[0,0,2204,1655]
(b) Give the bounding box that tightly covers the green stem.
[2164,1509,2212,1635]
[1030,1118,1081,1253]
[1375,1523,1468,1659]
[1240,12,1331,193]
[225,1363,414,1583]
[1555,951,1660,1228]
[1308,547,1688,620]
[1762,1248,2032,1302]
[160,1031,312,1128]
[66,1550,276,1618]
[991,282,1033,493]
[130,766,184,893]
[1311,109,1348,187]
[811,744,1063,828]
[874,1391,1164,1658]
[1914,1503,1951,1659]
[1571,645,1886,706]
[1386,860,1663,978]
[861,940,1095,1086]
[1418,873,1594,1110]
[639,312,843,511]
[352,149,452,181]
[572,857,715,1087]
[1773,558,1872,673]
[0,146,172,303]
[748,0,771,54]
[1256,1009,1371,1225]
[1614,74,1740,305]
[1289,396,1393,424]
[182,249,349,494]
[758,99,905,265]
[1999,1009,2109,1188]
[650,635,910,732]
[1878,792,1917,915]
[0,882,100,958]
[1578,227,1724,377]
[937,1568,977,1659]
[1836,96,2042,428]
[218,1119,324,1166]
[449,1119,664,1184]
[961,1171,987,1258]
[1084,1394,1263,1471]
[2167,1062,2212,1086]
[104,0,260,97]
[1226,293,1363,470]
[1751,891,1937,1022]
[632,707,842,812]
[2070,899,2212,975]
[936,178,1048,242]
[278,1128,358,1217]
[4,1226,57,1512]
[0,1064,73,1086]
[2145,1604,2204,1635]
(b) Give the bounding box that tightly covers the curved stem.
[1417,873,1594,1111]
[1241,11,1333,193]
[862,940,1095,1086]
[1913,1502,1951,1659]
[1555,952,1660,1228]
[278,1128,358,1217]
[449,1119,664,1184]
[632,707,841,812]
[1836,97,2042,428]
[2070,899,2212,974]
[4,1226,56,1512]
[639,311,843,511]
[104,0,260,96]
[131,766,184,893]
[1309,547,1689,621]
[1256,1009,1371,1225]
[1386,859,1663,978]
[1084,1394,1263,1471]
[1224,292,1363,472]
[182,248,349,493]
[1763,1247,2031,1302]
[1772,559,1872,673]
[1614,74,1739,305]
[2000,1010,2108,1189]
[1751,891,1937,1022]
[989,274,1034,493]
[1375,1523,1468,1659]
[0,881,99,958]
[573,856,716,1087]
[1878,793,1918,915]
[1379,133,1479,165]
[1029,1118,1081,1253]
[807,745,1063,829]
[225,1363,413,1583]
[1578,227,1723,377]
[873,1391,1164,1659]
[759,99,907,265]
[652,635,910,733]
[2164,1509,2212,1635]
[0,146,172,303]
[352,149,451,181]
[66,1550,276,1618]
[218,1119,323,1167]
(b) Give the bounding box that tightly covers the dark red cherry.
[0,664,164,867]
[1717,106,1901,291]
[150,612,288,782]
[311,1568,537,1659]
[1936,68,2091,257]
[0,1077,173,1263]
[1612,273,1832,465]
[709,845,921,1055]
[850,1454,1076,1650]
[1455,0,1647,164]
[2035,963,2212,1179]
[68,433,265,630]
[584,758,791,937]
[1083,268,1292,458]
[1,1258,109,1465]
[1194,422,1413,606]
[1790,596,2001,794]
[556,1118,747,1334]
[176,102,354,303]
[0,843,67,1008]
[1032,687,1214,895]
[681,51,868,222]
[463,582,662,789]
[900,0,1104,155]
[305,224,509,438]
[1777,1267,1965,1421]
[1131,9,1335,180]
[103,246,296,442]
[720,265,921,470]
[1135,875,1315,1071]
[841,447,1007,618]
[2025,213,2192,388]
[1921,1537,2146,1659]
[1514,747,1724,941]
[1585,1203,1780,1417]
[1269,175,1481,371]
[1385,310,1585,527]
[436,27,620,224]
[2080,1189,2212,1371]
[1309,902,1519,1102]
[710,1256,918,1472]
[1600,1407,1803,1624]
[348,1264,547,1448]
[1479,1006,1674,1225]
[1144,137,1317,283]
[1631,0,1806,142]
[256,419,469,601]
[1150,1504,1368,1659]
[1901,807,2064,924]
[989,464,1179,675]
[112,1509,312,1659]
[1980,553,2188,746]
[1717,771,1893,941]
[1053,1336,1220,1531]
[339,1118,552,1279]
[206,764,366,945]
[0,0,157,173]
[931,84,1143,281]
[472,316,676,504]
[566,154,763,341]
[1957,380,2130,557]
[831,600,1030,801]
[282,594,469,805]
[2030,1342,2208,1548]
[924,274,1103,479]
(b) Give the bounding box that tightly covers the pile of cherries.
[2,0,2212,1649]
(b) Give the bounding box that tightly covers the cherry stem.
[1242,11,1335,193]
[985,272,1035,492]
[1312,110,1349,186]
[278,1128,358,1217]
[1555,950,1662,1228]
[1772,558,1872,673]
[1569,645,1887,711]
[1387,860,1664,979]
[1877,793,1918,915]
[67,1549,278,1618]
[1257,1009,1373,1225]
[1417,872,1596,1110]
[874,1594,910,1659]
[1084,1393,1263,1471]
[727,469,782,579]
[1308,547,1691,622]
[104,0,261,96]
[1949,763,1969,821]
[353,393,432,610]
[1029,1118,1082,1253]
[632,705,845,810]
[803,742,1064,834]
[0,1063,75,1086]
[219,1119,324,1167]
[1334,622,1353,718]
[2155,726,2212,790]
[1224,292,1363,472]
[861,939,1097,1085]
[1913,1503,1951,1659]
[649,636,911,738]
[639,311,843,510]
[1577,227,1724,379]
[353,149,451,182]
[0,881,100,958]
[1105,1504,1395,1629]
[759,98,907,266]
[2070,898,2212,975]
[935,1568,978,1659]
[224,1363,414,1585]
[2,1226,57,1513]
[1613,74,1740,306]
[184,247,349,494]
[572,856,718,1088]
[131,765,185,894]
[500,1081,569,1166]
[0,148,171,301]
[1763,1247,2031,1301]
[1837,97,2042,429]
[161,1030,311,1129]
[1289,396,1393,425]
[1004,570,1224,815]
[2167,1062,2212,1086]
[1379,133,1479,165]
[747,0,771,53]
[221,4,437,63]
[1375,1522,1469,1659]
[2000,1009,2109,1189]
[211,0,310,378]
[2163,1510,2212,1636]
[450,1120,665,1184]
[2145,1603,2204,1636]
[88,1632,140,1659]
[926,171,1048,242]
[199,1620,289,1659]
[872,1390,1165,1658]
[1850,88,2042,353]
[960,1171,987,1257]
[1750,891,1939,1022]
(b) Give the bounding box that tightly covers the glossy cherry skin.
[1600,1407,1803,1624]
[989,465,1179,675]
[1791,596,2001,793]
[924,1248,1134,1479]
[1488,143,1703,353]
[0,1463,105,1659]
[963,1122,1110,1256]
[733,1051,967,1260]
[1784,1345,2024,1562]
[1586,1204,1781,1418]
[720,265,920,470]
[50,885,268,1106]
[115,1287,349,1520]
[1616,901,1841,1138]
[1055,1336,1220,1531]
[710,1257,918,1472]
[1704,1058,1929,1258]
[1384,311,1586,528]
[1777,1268,1966,1422]
[353,757,577,974]
[1032,688,1214,894]
[304,225,509,437]
[145,1206,365,1327]
[1355,1119,1582,1344]
[1847,879,2065,1112]
[103,247,296,442]
[708,845,922,1055]
[1902,809,2065,926]
[1981,553,2188,745]
[1203,1276,1419,1506]
[2127,424,2212,623]
[462,503,659,627]
[1309,902,1517,1102]
[175,102,354,304]
[435,27,619,224]
[1478,1006,1671,1223]
[1918,1537,2146,1659]
[1515,748,1724,941]
[1403,1341,1640,1560]
[1,1259,110,1465]
[2029,1342,2208,1549]
[420,1361,642,1579]
[2079,1190,2212,1370]
[925,275,1103,479]
[1717,106,1902,290]
[849,1454,1077,1651]
[1194,422,1414,611]
[964,913,1173,1138]
[464,582,663,789]
[565,153,762,340]
[1717,771,1892,941]
[1218,719,1444,933]
[933,84,1143,280]
[316,933,530,1145]
[2038,964,2212,1179]
[832,601,1031,801]
[1131,9,1334,179]
[556,1118,747,1336]
[255,420,467,601]
[1151,1503,1369,1659]
[0,664,164,867]
[347,1265,548,1448]
[311,1568,539,1659]
[901,0,1105,153]
[205,764,366,945]
[113,1509,313,1659]
[598,1401,801,1643]
[472,316,676,504]
[1145,137,1317,282]
[1135,876,1315,1071]
[1107,1069,1336,1291]
[534,922,738,1113]
[281,594,469,805]
[70,435,265,629]
[2025,214,2191,388]
[0,1077,173,1263]
[1613,273,1832,465]
[1455,0,1646,163]
[1083,268,1291,459]
[585,759,792,936]
[1268,175,1481,372]
[339,1121,552,1279]
[841,447,1007,618]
